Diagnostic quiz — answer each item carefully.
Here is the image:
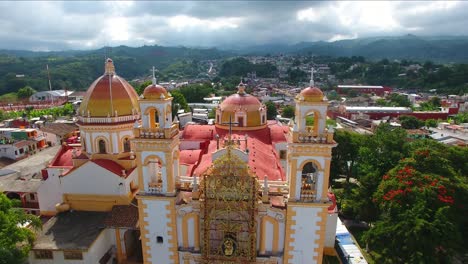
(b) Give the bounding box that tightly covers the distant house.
[40,123,79,146]
[29,90,73,103]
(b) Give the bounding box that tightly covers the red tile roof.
[104,205,139,228]
[92,159,134,178]
[181,123,287,181]
[50,145,83,167]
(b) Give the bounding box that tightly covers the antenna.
[46,64,54,105]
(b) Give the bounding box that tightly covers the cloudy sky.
[1,1,468,51]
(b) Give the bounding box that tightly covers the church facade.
[31,59,337,264]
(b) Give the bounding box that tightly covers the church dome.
[299,86,324,102]
[216,82,267,130]
[142,84,169,100]
[79,58,140,117]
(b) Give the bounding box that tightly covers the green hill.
[0,45,231,94]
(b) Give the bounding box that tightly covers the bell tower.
[283,69,337,264]
[133,68,181,264]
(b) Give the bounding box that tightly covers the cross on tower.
[222,115,238,145]
[150,66,158,85]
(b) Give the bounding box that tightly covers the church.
[30,59,338,264]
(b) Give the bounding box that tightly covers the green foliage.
[179,82,214,103]
[170,90,189,117]
[281,105,295,118]
[286,68,308,84]
[330,129,365,184]
[264,101,277,120]
[0,45,229,94]
[364,141,468,263]
[425,119,439,128]
[0,92,18,102]
[218,57,277,78]
[17,86,36,99]
[453,112,468,124]
[0,103,74,121]
[399,115,424,129]
[0,193,41,264]
[326,90,341,101]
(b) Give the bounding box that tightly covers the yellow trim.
[143,155,164,166]
[283,208,297,263]
[63,192,135,212]
[136,152,144,193]
[115,228,124,263]
[40,210,56,216]
[288,158,298,200]
[322,159,332,200]
[136,198,152,263]
[182,212,200,250]
[165,152,174,194]
[260,215,279,254]
[298,159,323,172]
[165,199,179,263]
[313,207,328,264]
[323,247,337,256]
[215,123,267,131]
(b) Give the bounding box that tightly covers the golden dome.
[142,84,169,100]
[79,59,140,117]
[299,86,324,102]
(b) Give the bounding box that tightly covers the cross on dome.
[310,67,315,87]
[151,66,158,85]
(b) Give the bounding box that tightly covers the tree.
[0,193,41,264]
[364,141,468,263]
[399,115,424,129]
[350,124,408,222]
[281,105,295,118]
[330,130,365,185]
[17,86,36,99]
[425,119,438,128]
[264,101,277,120]
[170,90,189,118]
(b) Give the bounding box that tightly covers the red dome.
[220,93,262,112]
[143,84,168,99]
[301,87,323,97]
[299,86,324,102]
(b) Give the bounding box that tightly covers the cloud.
[0,1,467,51]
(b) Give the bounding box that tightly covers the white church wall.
[325,213,338,248]
[29,229,113,264]
[266,209,286,253]
[111,133,118,153]
[38,168,63,214]
[62,162,124,195]
[141,199,176,264]
[288,206,324,264]
[85,228,115,264]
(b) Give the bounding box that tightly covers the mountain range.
[2,35,468,63]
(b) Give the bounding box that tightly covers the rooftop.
[33,211,108,250]
[180,121,288,181]
[104,205,139,229]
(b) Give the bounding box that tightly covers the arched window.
[300,162,317,201]
[262,115,265,124]
[123,138,131,152]
[98,139,106,154]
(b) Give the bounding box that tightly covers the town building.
[29,59,338,264]
[337,85,392,96]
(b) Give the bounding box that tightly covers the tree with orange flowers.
[364,140,468,263]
